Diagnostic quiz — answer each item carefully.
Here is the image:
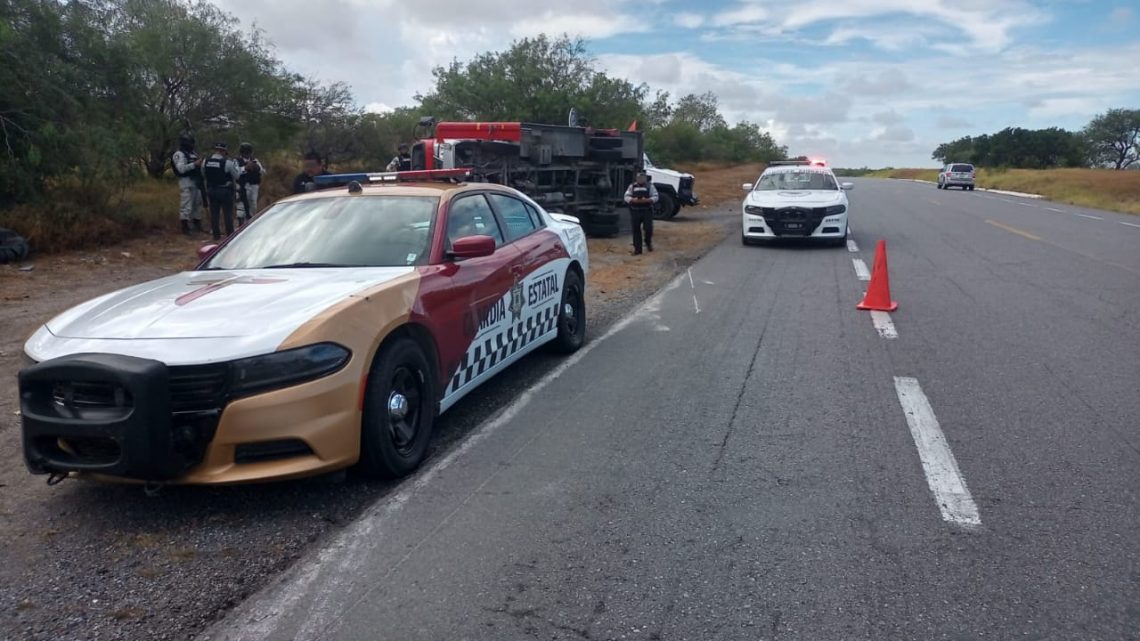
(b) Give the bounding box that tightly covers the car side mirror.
[449,235,496,260]
[741,183,753,191]
[197,244,219,262]
[841,182,855,191]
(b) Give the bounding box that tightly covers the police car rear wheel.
[551,270,585,353]
[359,338,435,478]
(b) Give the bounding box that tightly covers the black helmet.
[178,133,195,149]
[239,142,253,156]
[398,142,409,151]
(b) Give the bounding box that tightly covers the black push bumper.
[19,354,222,481]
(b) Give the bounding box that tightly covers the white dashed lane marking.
[871,311,898,339]
[1120,221,1140,229]
[1046,207,1065,213]
[1074,213,1103,220]
[894,377,982,528]
[852,258,871,281]
[847,239,859,252]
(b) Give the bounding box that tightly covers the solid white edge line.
[847,239,860,253]
[204,275,691,640]
[870,311,898,339]
[852,258,871,281]
[687,267,695,289]
[893,377,981,528]
[1074,213,1103,220]
[1118,221,1140,229]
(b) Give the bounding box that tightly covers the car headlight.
[230,343,351,397]
[825,205,847,215]
[745,205,766,216]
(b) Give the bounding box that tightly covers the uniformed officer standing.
[202,142,241,240]
[235,142,265,226]
[171,134,205,235]
[293,151,330,194]
[623,171,659,255]
[386,142,412,172]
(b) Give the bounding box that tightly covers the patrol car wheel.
[551,269,586,353]
[359,337,435,479]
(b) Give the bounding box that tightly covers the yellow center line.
[985,219,1041,241]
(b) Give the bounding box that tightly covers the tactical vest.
[629,184,652,210]
[203,156,232,188]
[398,155,412,171]
[172,150,198,178]
[238,158,262,185]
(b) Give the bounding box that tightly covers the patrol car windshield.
[755,171,839,191]
[202,196,437,270]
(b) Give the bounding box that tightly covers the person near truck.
[235,142,265,226]
[624,170,659,255]
[202,142,241,240]
[386,142,412,172]
[172,134,206,236]
[293,151,330,194]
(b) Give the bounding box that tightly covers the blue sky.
[213,0,1140,168]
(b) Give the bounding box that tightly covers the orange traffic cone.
[857,240,898,312]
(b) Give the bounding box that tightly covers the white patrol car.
[741,161,853,247]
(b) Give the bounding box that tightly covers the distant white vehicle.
[642,154,699,219]
[740,161,853,247]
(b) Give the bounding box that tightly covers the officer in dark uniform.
[293,151,330,194]
[386,143,412,172]
[235,142,264,226]
[202,142,240,240]
[623,170,659,255]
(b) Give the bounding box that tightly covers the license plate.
[785,223,803,229]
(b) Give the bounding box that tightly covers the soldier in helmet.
[386,142,412,172]
[202,142,241,240]
[171,133,206,235]
[235,142,265,226]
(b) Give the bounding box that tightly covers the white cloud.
[873,111,906,126]
[675,13,705,29]
[936,115,973,129]
[872,124,916,142]
[840,68,914,96]
[364,102,394,114]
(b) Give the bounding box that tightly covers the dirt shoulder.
[0,176,741,640]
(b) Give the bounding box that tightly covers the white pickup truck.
[644,154,699,219]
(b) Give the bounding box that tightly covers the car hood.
[745,190,845,207]
[45,267,415,340]
[648,167,694,180]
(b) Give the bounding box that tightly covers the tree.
[671,92,727,132]
[417,35,645,128]
[288,76,363,165]
[115,0,297,177]
[1083,108,1140,169]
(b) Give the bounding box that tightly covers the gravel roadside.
[0,205,736,641]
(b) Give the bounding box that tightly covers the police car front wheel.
[359,337,436,479]
[550,269,586,354]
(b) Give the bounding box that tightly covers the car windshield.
[202,195,437,270]
[951,164,974,173]
[755,171,838,191]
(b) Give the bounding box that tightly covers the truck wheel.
[359,337,435,479]
[654,191,678,220]
[583,222,619,237]
[549,269,586,353]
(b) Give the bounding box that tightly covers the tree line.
[0,0,787,215]
[932,109,1140,170]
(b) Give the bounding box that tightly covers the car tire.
[968,185,975,191]
[550,269,586,354]
[829,227,848,247]
[742,233,754,246]
[358,337,436,479]
[654,191,678,220]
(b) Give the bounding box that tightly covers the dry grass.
[680,162,766,207]
[869,167,1140,215]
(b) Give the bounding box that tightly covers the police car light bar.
[769,160,811,166]
[312,168,473,188]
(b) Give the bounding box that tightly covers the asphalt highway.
[204,179,1140,641]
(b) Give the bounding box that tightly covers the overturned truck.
[407,120,644,237]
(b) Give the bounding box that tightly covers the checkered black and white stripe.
[449,304,560,394]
